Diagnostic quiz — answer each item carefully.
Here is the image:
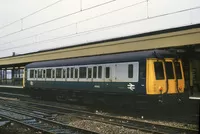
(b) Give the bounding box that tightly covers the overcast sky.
[0,0,199,58]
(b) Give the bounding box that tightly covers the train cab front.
[146,58,187,106]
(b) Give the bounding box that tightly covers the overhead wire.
[0,0,144,46]
[0,0,64,30]
[2,1,198,52]
[0,0,117,40]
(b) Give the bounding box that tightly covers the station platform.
[0,85,28,95]
[189,93,200,100]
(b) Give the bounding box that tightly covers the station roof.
[0,24,200,66]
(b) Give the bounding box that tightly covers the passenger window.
[43,69,46,78]
[67,68,70,78]
[98,66,102,78]
[79,67,87,78]
[35,70,38,78]
[30,70,34,78]
[63,69,66,78]
[75,68,78,78]
[128,64,133,78]
[52,69,55,78]
[46,69,51,78]
[93,66,97,78]
[70,68,74,78]
[105,67,110,78]
[88,68,92,78]
[38,69,42,78]
[174,62,182,79]
[56,68,62,78]
[154,62,164,80]
[165,62,174,79]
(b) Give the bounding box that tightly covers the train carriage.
[25,50,185,106]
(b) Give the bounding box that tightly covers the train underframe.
[29,88,187,110]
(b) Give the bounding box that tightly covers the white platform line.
[189,96,200,100]
[0,85,23,89]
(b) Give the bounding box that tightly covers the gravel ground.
[69,120,150,134]
[0,122,42,134]
[55,114,151,134]
[113,115,198,130]
[94,110,198,130]
[0,96,198,133]
[55,112,198,134]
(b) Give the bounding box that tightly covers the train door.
[146,59,184,95]
[146,60,167,94]
[104,65,112,82]
[165,60,184,94]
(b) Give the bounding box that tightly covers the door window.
[165,62,174,79]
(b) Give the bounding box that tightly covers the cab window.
[174,62,182,79]
[154,62,164,80]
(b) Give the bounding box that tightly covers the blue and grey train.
[24,50,185,106]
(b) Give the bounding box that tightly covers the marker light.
[159,86,163,92]
[179,86,182,91]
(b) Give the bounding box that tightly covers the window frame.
[154,61,165,80]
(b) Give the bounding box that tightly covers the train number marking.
[94,85,100,88]
[30,81,33,86]
[127,83,135,91]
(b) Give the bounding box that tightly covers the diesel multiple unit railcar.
[24,50,185,106]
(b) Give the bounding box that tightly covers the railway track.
[0,98,198,134]
[0,91,198,123]
[0,101,97,134]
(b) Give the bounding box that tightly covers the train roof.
[26,50,177,68]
